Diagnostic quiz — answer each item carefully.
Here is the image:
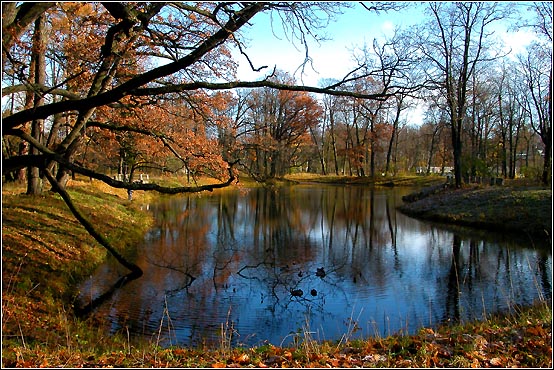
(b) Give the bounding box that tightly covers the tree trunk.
[330,114,339,176]
[369,119,375,179]
[541,70,552,185]
[427,133,436,176]
[542,126,551,185]
[451,121,463,187]
[26,15,46,195]
[385,98,403,176]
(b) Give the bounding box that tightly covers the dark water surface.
[78,185,551,347]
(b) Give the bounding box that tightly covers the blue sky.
[235,3,422,86]
[234,2,539,125]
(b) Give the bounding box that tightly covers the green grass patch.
[398,185,552,241]
[285,173,445,187]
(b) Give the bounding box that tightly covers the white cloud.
[501,29,537,58]
[381,20,396,37]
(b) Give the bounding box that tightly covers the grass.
[2,174,552,367]
[2,177,154,364]
[3,302,551,367]
[285,173,445,187]
[398,182,552,241]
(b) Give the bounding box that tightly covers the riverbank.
[284,173,446,187]
[2,176,552,367]
[2,178,154,366]
[398,183,552,243]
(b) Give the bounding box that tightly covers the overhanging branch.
[7,128,237,194]
[2,3,266,130]
[129,80,394,101]
[43,168,143,278]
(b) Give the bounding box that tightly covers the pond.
[77,185,552,348]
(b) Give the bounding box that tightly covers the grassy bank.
[2,176,552,367]
[285,173,445,187]
[398,183,552,241]
[2,178,154,366]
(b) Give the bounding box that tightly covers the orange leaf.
[235,353,250,364]
[212,362,226,368]
[490,357,503,366]
[330,358,340,367]
[283,351,293,361]
[526,325,547,336]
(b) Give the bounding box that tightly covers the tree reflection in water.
[78,185,552,347]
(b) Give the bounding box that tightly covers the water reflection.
[78,185,552,347]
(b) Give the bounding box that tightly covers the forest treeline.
[2,2,551,190]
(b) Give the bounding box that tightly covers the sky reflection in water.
[79,185,552,347]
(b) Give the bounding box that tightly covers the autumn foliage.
[1,2,551,367]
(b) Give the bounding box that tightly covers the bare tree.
[515,2,552,185]
[518,42,552,185]
[417,2,505,187]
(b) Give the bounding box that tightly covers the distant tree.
[494,62,527,179]
[516,2,552,185]
[518,43,552,185]
[319,88,343,175]
[241,71,323,180]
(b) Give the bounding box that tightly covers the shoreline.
[397,184,552,244]
[1,176,551,367]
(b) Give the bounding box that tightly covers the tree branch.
[43,168,143,278]
[7,128,238,194]
[2,2,56,52]
[88,121,173,140]
[2,83,81,99]
[129,80,394,101]
[2,3,266,130]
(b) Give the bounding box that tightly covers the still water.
[78,185,551,347]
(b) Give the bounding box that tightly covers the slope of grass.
[398,184,552,240]
[2,178,154,358]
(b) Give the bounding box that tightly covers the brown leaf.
[490,357,503,366]
[234,353,250,364]
[526,325,547,336]
[423,328,435,335]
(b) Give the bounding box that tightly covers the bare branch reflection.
[78,186,551,347]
